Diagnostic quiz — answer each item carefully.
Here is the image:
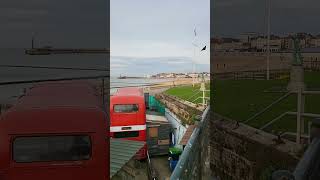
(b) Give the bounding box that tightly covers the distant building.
[212,38,242,52]
[187,73,199,78]
[251,35,282,52]
[281,36,294,50]
[238,32,258,44]
[310,37,320,48]
[166,73,176,78]
[176,73,188,78]
[213,33,320,53]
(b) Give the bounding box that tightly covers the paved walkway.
[150,156,171,180]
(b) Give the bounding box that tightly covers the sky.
[0,0,109,48]
[2,0,318,76]
[110,0,210,77]
[212,0,320,38]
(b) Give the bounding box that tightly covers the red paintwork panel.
[0,81,109,180]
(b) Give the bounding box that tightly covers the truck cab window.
[13,135,91,163]
[114,104,139,113]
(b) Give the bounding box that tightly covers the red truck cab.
[0,82,109,180]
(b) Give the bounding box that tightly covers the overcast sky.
[2,0,318,76]
[0,0,109,48]
[111,0,210,76]
[212,0,320,38]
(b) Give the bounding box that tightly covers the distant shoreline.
[117,76,145,79]
[116,76,194,80]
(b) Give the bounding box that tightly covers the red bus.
[0,82,109,180]
[110,87,147,159]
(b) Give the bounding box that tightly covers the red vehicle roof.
[0,81,109,180]
[1,81,105,134]
[114,87,143,97]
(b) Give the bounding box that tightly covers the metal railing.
[272,118,320,180]
[213,69,290,80]
[170,106,210,180]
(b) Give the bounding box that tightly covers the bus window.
[114,104,139,113]
[114,131,139,138]
[13,135,91,163]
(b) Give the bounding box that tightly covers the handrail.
[170,106,210,180]
[272,118,320,180]
[0,74,109,86]
[293,138,320,180]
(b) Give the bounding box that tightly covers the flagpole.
[266,0,271,80]
[192,27,197,87]
[192,48,195,87]
[191,27,207,88]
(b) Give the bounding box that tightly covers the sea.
[0,48,169,103]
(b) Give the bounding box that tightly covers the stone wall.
[155,93,203,125]
[156,92,304,179]
[210,113,304,180]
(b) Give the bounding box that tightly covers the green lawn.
[165,83,210,104]
[166,71,320,133]
[213,71,320,133]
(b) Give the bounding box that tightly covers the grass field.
[166,71,320,134]
[165,83,210,104]
[213,71,320,133]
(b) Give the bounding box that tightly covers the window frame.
[11,134,92,164]
[113,104,139,113]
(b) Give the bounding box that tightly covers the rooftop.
[110,139,145,178]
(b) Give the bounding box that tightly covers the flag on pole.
[201,46,206,51]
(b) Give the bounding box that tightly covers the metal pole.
[201,74,206,107]
[296,87,302,144]
[32,35,34,49]
[192,27,197,88]
[266,0,271,80]
[193,48,196,87]
[202,88,205,106]
[301,94,305,134]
